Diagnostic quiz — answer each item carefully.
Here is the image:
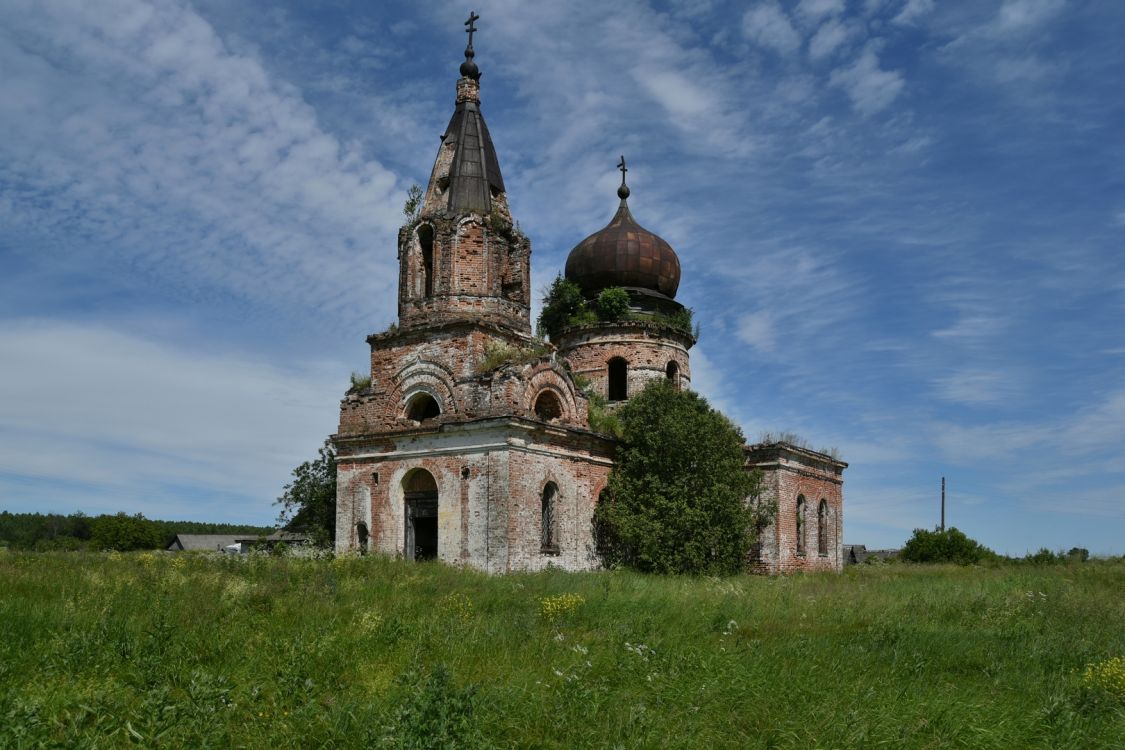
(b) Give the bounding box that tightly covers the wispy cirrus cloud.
[0,0,405,331]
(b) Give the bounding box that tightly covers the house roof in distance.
[166,534,242,551]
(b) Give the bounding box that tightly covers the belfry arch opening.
[665,361,679,387]
[403,468,438,561]
[607,357,628,401]
[418,224,435,297]
[533,390,563,421]
[406,392,441,421]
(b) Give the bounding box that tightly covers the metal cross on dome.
[617,155,627,185]
[465,11,480,49]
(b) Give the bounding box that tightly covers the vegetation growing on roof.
[475,339,550,375]
[536,274,695,340]
[349,371,372,391]
[403,183,423,221]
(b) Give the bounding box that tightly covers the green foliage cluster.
[536,275,696,340]
[384,665,486,749]
[349,371,372,391]
[900,527,999,565]
[1020,547,1092,565]
[90,513,165,552]
[0,511,272,552]
[2,553,1123,747]
[403,184,423,221]
[593,286,629,321]
[475,340,550,374]
[583,390,623,438]
[536,275,586,339]
[275,439,337,547]
[594,379,771,575]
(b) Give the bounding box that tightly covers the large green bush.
[90,512,163,551]
[593,379,769,575]
[900,527,997,565]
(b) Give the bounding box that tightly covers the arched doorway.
[403,468,438,561]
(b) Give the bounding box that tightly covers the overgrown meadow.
[1,551,1122,748]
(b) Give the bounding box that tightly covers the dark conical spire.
[432,11,502,214]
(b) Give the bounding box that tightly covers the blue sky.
[1,0,1123,555]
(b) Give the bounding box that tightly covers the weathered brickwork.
[745,443,847,574]
[555,321,693,402]
[335,419,612,573]
[398,218,531,333]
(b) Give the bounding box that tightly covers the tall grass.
[1,551,1122,748]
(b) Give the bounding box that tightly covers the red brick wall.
[745,443,846,574]
[556,321,692,402]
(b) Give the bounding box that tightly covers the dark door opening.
[404,468,439,561]
[405,497,438,561]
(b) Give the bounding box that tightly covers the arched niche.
[533,389,563,422]
[405,392,441,421]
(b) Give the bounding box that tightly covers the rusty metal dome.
[564,198,681,299]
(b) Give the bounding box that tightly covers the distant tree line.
[895,527,1094,565]
[0,511,274,552]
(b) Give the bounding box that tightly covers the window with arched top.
[665,361,679,388]
[818,499,828,556]
[541,482,559,553]
[608,357,628,401]
[418,224,435,297]
[406,392,441,421]
[796,495,806,555]
[533,390,563,421]
[356,522,369,555]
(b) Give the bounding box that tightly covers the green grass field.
[1,551,1122,749]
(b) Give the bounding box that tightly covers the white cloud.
[0,320,341,519]
[892,0,935,26]
[992,0,1067,36]
[931,314,1007,341]
[796,0,846,25]
[932,368,1015,405]
[808,19,853,60]
[633,69,720,119]
[742,2,801,55]
[737,311,777,353]
[829,45,906,115]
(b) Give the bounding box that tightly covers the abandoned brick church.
[333,20,846,574]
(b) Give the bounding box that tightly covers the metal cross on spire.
[465,11,480,50]
[459,11,482,80]
[617,155,631,200]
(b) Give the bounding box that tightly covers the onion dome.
[564,157,681,299]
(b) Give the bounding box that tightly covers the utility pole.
[941,477,946,532]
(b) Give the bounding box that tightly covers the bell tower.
[397,13,531,335]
